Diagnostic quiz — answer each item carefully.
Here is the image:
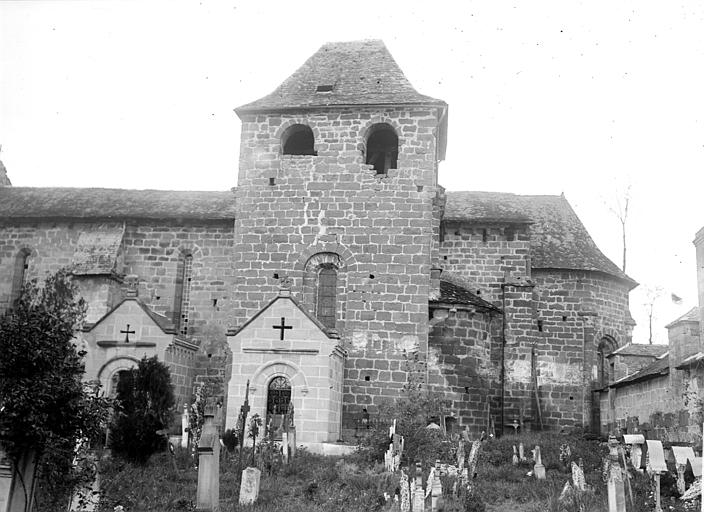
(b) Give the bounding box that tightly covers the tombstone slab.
[239,467,261,506]
[646,440,668,474]
[672,446,696,467]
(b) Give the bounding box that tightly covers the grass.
[94,431,702,512]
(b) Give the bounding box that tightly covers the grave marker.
[606,436,626,512]
[519,442,526,462]
[623,434,645,470]
[412,462,425,512]
[399,470,410,512]
[196,408,220,511]
[181,404,189,449]
[238,467,261,506]
[646,440,667,512]
[532,445,546,480]
[512,445,518,466]
[430,461,442,512]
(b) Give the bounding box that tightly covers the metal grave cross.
[120,324,136,343]
[272,317,293,340]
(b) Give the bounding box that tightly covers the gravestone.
[430,461,442,512]
[646,440,667,512]
[196,409,220,511]
[238,467,261,506]
[571,461,586,492]
[512,445,518,465]
[672,446,695,495]
[606,436,626,512]
[623,434,645,470]
[399,470,410,512]
[519,442,526,462]
[532,446,546,480]
[181,404,189,449]
[412,462,425,512]
[686,457,702,478]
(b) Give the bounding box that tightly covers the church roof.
[610,353,669,388]
[236,40,445,113]
[432,279,500,312]
[608,343,669,358]
[665,307,700,328]
[0,187,236,221]
[444,191,636,287]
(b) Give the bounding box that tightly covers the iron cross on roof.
[272,317,292,340]
[120,324,136,343]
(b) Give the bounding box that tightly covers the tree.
[643,285,665,344]
[0,269,111,511]
[109,356,175,464]
[608,184,631,273]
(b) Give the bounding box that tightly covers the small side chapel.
[226,283,345,444]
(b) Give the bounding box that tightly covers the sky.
[1,1,703,344]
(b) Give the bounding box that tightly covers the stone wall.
[696,227,704,340]
[601,369,704,444]
[164,344,198,408]
[121,221,235,336]
[427,307,501,434]
[232,107,443,422]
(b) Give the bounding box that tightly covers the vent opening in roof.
[316,85,334,93]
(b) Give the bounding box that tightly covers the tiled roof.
[676,352,704,370]
[0,187,237,221]
[665,307,700,328]
[609,343,669,358]
[610,354,669,388]
[236,40,445,113]
[432,279,500,312]
[444,192,635,286]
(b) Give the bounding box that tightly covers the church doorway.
[266,376,291,440]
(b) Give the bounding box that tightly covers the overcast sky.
[1,1,703,343]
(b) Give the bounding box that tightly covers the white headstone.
[533,446,545,480]
[571,461,586,492]
[181,404,189,449]
[646,440,668,474]
[623,434,645,445]
[399,470,410,512]
[519,442,526,461]
[607,463,627,512]
[672,446,696,467]
[239,467,261,506]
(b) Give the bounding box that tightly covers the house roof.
[444,191,636,286]
[432,278,501,312]
[236,40,446,114]
[610,353,670,388]
[608,342,669,358]
[665,307,700,329]
[0,187,237,221]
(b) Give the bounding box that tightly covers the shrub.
[354,353,455,467]
[110,356,175,464]
[0,269,111,510]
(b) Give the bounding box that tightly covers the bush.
[0,269,111,510]
[110,356,175,464]
[353,353,455,467]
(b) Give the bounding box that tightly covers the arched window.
[316,265,337,328]
[174,252,193,335]
[365,123,398,174]
[596,337,617,387]
[11,248,31,304]
[282,124,316,156]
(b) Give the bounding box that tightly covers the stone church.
[0,40,636,447]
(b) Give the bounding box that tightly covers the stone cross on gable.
[120,324,136,343]
[272,317,293,340]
